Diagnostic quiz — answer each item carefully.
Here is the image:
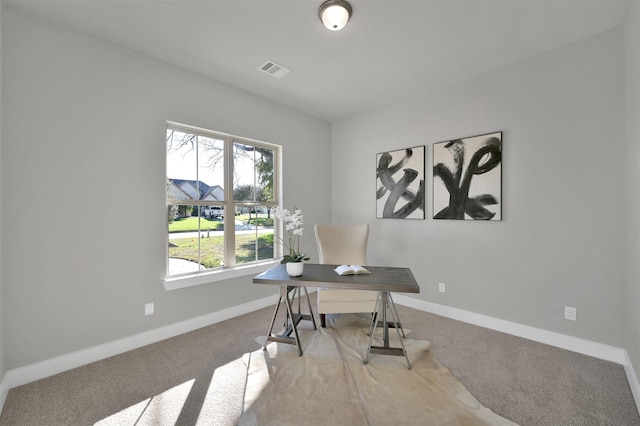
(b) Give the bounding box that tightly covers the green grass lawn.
[169,217,223,232]
[245,216,274,227]
[169,233,274,268]
[169,215,274,232]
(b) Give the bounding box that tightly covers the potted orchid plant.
[274,206,310,276]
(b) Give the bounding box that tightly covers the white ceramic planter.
[286,262,304,277]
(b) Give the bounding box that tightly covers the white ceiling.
[5,0,633,122]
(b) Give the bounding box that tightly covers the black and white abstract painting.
[376,146,425,219]
[433,131,502,220]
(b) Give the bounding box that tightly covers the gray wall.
[331,27,626,347]
[0,1,4,381]
[625,2,640,376]
[1,8,331,369]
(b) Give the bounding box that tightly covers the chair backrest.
[314,224,369,266]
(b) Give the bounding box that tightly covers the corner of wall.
[625,2,640,414]
[0,0,7,416]
[624,350,640,417]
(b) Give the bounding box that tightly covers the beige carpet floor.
[98,314,498,426]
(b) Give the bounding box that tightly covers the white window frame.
[164,122,282,291]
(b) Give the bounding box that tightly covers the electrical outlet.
[438,282,446,293]
[145,303,154,316]
[564,306,576,321]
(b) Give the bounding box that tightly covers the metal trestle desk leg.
[364,291,412,369]
[263,285,316,356]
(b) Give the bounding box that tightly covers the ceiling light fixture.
[318,0,352,31]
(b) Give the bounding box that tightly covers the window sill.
[164,260,280,291]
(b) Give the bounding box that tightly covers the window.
[166,123,280,282]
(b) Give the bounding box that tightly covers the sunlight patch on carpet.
[195,357,248,425]
[94,379,194,426]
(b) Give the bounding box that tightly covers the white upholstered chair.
[314,224,379,327]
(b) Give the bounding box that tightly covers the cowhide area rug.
[237,314,518,426]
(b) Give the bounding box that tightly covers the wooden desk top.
[253,263,420,294]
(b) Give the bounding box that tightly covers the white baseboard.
[1,292,638,418]
[393,295,627,363]
[393,295,640,415]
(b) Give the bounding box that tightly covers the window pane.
[233,142,275,203]
[198,136,225,201]
[168,204,225,275]
[235,205,274,264]
[167,130,198,201]
[167,130,224,202]
[199,205,225,270]
[168,204,203,275]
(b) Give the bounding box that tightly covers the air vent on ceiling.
[259,60,290,79]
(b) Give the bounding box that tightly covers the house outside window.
[166,123,280,280]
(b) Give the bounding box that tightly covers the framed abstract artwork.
[376,145,425,219]
[433,131,502,220]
